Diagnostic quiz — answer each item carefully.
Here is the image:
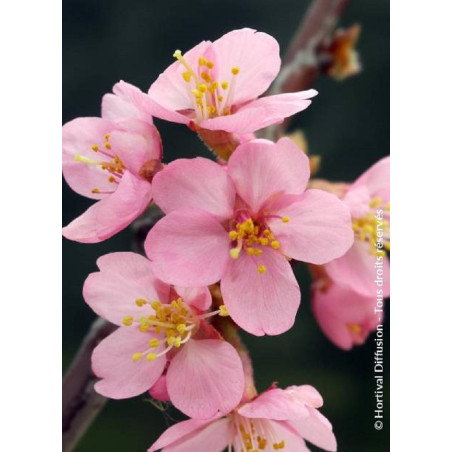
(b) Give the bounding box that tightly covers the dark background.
[63,0,389,450]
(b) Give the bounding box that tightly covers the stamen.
[258,265,267,274]
[282,216,290,223]
[231,67,240,75]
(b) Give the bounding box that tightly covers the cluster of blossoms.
[63,28,389,451]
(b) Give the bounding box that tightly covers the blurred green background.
[63,0,389,450]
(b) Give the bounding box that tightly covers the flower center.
[352,197,390,255]
[228,216,289,274]
[231,414,286,451]
[173,49,240,123]
[122,297,228,363]
[74,133,125,195]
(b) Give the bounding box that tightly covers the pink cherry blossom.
[148,384,337,452]
[145,138,354,336]
[130,28,317,135]
[324,156,390,297]
[83,252,245,419]
[312,280,382,350]
[62,83,162,243]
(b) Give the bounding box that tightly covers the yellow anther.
[173,49,182,58]
[167,336,176,346]
[191,88,203,98]
[91,145,99,151]
[230,248,240,259]
[247,247,255,256]
[201,72,212,83]
[173,337,182,348]
[198,56,207,66]
[139,323,149,332]
[176,324,186,334]
[348,323,363,334]
[207,61,214,69]
[166,329,176,338]
[151,300,162,310]
[219,305,229,317]
[132,352,143,362]
[259,238,269,246]
[104,133,110,141]
[258,265,267,274]
[258,437,268,448]
[273,440,285,450]
[182,71,191,82]
[105,142,112,150]
[253,249,263,256]
[146,353,157,362]
[108,176,115,183]
[91,188,100,194]
[364,224,374,234]
[229,230,238,241]
[217,95,224,102]
[135,298,147,307]
[155,326,162,334]
[210,81,218,91]
[149,338,160,348]
[122,316,134,326]
[231,67,240,75]
[282,216,290,223]
[271,240,280,250]
[207,106,216,115]
[221,81,229,90]
[198,83,207,93]
[369,197,383,208]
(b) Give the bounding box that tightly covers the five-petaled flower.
[145,137,354,336]
[121,28,317,137]
[148,384,337,452]
[62,83,162,243]
[324,156,390,297]
[84,252,245,419]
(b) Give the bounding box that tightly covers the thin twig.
[62,318,116,452]
[264,0,350,139]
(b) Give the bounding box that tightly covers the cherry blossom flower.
[148,384,337,452]
[62,84,162,243]
[324,156,390,297]
[127,28,317,137]
[145,138,354,336]
[312,280,382,350]
[83,252,245,419]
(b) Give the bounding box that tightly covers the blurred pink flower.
[145,138,354,336]
[126,28,317,135]
[324,156,390,297]
[148,384,337,452]
[312,280,382,350]
[84,252,244,419]
[62,84,162,243]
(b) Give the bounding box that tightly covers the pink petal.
[166,339,244,419]
[148,41,213,112]
[227,138,310,214]
[238,388,309,420]
[342,185,371,218]
[264,421,311,451]
[268,189,354,264]
[62,117,118,200]
[212,28,280,104]
[108,119,162,179]
[152,158,235,221]
[324,240,390,297]
[353,155,390,202]
[200,106,270,134]
[205,90,317,133]
[115,80,190,125]
[173,286,212,312]
[149,374,170,402]
[145,209,230,286]
[148,417,228,452]
[285,385,324,408]
[83,252,170,326]
[63,171,153,243]
[288,407,337,451]
[92,327,166,399]
[159,419,229,452]
[221,248,300,336]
